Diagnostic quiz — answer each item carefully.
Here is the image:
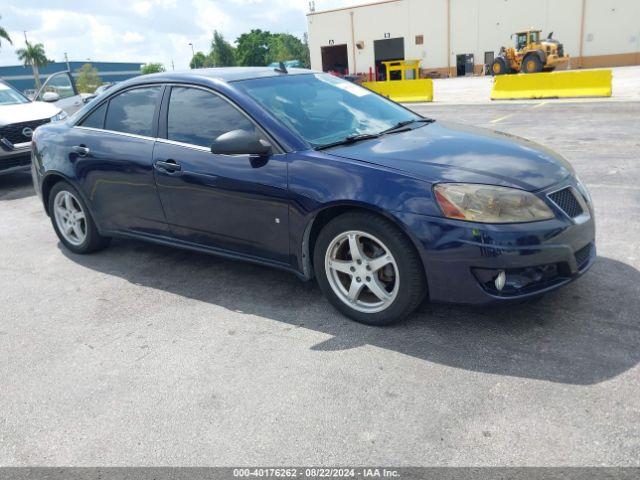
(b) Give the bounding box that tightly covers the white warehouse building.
[307,0,640,78]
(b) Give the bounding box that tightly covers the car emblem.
[22,127,34,138]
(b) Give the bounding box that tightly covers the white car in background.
[0,79,68,176]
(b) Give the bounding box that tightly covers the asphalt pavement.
[1,99,639,466]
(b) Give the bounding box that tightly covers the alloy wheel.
[324,230,399,313]
[53,190,87,246]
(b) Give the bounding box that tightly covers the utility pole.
[64,52,71,72]
[171,60,175,71]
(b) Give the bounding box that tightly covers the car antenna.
[275,61,288,74]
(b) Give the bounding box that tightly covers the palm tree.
[0,16,12,48]
[16,41,48,91]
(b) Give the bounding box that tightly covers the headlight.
[50,110,68,122]
[433,183,555,223]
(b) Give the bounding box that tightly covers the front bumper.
[0,142,31,175]
[396,184,596,305]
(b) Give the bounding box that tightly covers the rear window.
[104,87,161,137]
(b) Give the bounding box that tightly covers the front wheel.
[49,181,111,254]
[491,58,509,76]
[313,212,426,326]
[522,55,543,73]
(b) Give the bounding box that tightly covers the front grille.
[0,154,30,171]
[0,118,50,145]
[574,243,592,269]
[548,187,584,218]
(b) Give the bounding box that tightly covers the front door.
[152,86,289,264]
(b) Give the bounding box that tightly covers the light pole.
[189,43,195,57]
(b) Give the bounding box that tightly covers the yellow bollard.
[491,69,612,100]
[362,79,434,103]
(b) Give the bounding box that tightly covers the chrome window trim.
[546,185,591,225]
[155,137,210,153]
[74,125,156,142]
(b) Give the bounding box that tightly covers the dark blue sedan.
[31,68,595,325]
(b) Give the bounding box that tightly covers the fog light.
[494,270,506,292]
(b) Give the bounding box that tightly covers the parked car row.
[28,68,596,325]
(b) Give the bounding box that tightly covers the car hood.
[0,101,60,127]
[327,121,573,191]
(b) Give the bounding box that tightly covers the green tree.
[204,31,235,67]
[16,41,48,91]
[0,16,12,48]
[190,51,207,69]
[140,62,165,74]
[75,63,102,93]
[267,33,310,67]
[235,29,272,66]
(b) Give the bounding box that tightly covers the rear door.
[70,85,169,235]
[152,85,290,264]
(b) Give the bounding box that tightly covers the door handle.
[154,159,182,173]
[72,145,90,157]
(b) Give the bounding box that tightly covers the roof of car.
[137,67,314,84]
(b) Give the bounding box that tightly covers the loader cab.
[514,30,541,50]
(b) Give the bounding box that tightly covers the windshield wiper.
[379,118,435,135]
[315,133,381,150]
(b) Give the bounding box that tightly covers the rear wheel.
[49,181,110,254]
[313,212,426,326]
[522,54,543,73]
[491,58,508,76]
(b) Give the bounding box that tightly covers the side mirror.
[210,129,272,156]
[42,91,60,102]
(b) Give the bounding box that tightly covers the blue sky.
[0,0,362,69]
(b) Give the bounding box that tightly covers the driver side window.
[167,87,257,148]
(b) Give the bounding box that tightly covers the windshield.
[234,73,419,148]
[0,82,30,106]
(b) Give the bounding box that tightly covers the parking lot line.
[490,101,548,124]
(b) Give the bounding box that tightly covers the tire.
[522,54,543,73]
[313,212,426,326]
[48,181,111,254]
[491,58,508,76]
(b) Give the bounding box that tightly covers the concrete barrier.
[362,79,434,103]
[491,69,612,100]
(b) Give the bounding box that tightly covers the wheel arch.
[41,172,93,221]
[301,202,427,284]
[524,50,546,66]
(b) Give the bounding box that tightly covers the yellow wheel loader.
[491,29,569,75]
